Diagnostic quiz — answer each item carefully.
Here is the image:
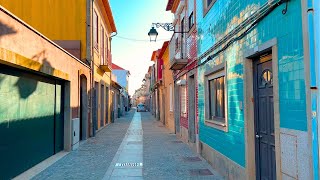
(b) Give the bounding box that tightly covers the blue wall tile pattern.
[196,0,307,167]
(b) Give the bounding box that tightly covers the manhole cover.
[183,157,202,162]
[127,141,142,145]
[171,140,183,143]
[115,162,143,167]
[189,169,213,176]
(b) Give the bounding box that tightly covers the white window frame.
[204,63,228,132]
[181,85,187,114]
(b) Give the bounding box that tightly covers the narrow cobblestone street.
[32,110,222,180]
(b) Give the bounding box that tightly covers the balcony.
[169,35,187,70]
[100,50,112,72]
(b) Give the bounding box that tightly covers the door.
[174,83,180,133]
[100,84,105,128]
[188,75,196,143]
[79,75,88,140]
[254,54,276,180]
[54,82,64,153]
[93,82,99,134]
[105,87,109,124]
[0,65,63,179]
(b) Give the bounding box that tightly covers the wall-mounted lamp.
[148,23,188,42]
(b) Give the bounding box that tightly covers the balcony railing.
[169,34,187,70]
[100,49,112,72]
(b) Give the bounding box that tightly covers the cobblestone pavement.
[33,110,223,180]
[33,111,135,180]
[142,112,222,180]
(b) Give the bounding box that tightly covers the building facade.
[161,41,176,133]
[112,63,130,113]
[0,0,117,137]
[0,6,91,179]
[195,0,316,179]
[166,0,199,150]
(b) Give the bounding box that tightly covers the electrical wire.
[114,35,169,42]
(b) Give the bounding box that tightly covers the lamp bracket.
[152,23,174,31]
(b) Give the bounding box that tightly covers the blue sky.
[109,0,173,95]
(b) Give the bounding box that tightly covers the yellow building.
[0,0,117,134]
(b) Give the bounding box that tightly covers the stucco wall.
[0,0,87,60]
[0,7,91,150]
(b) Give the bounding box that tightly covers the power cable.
[114,35,169,42]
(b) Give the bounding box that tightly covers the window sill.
[205,119,228,132]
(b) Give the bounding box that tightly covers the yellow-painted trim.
[0,47,69,80]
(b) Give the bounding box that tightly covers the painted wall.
[196,0,307,169]
[0,0,87,60]
[163,46,175,133]
[112,70,129,90]
[0,6,91,154]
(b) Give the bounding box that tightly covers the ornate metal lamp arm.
[152,23,174,31]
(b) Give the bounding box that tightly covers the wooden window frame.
[204,63,228,132]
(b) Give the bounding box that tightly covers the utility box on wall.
[72,118,80,150]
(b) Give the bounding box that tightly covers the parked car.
[137,104,147,112]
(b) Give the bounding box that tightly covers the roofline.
[166,0,175,11]
[158,41,169,58]
[151,50,158,61]
[0,5,90,69]
[102,0,117,33]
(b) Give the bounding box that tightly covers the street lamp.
[148,27,158,42]
[148,23,187,42]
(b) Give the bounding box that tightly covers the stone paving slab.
[141,112,223,180]
[32,111,135,180]
[31,110,223,180]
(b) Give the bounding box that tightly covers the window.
[105,34,108,63]
[189,12,194,30]
[101,26,104,64]
[93,11,99,50]
[203,0,216,16]
[180,85,187,114]
[181,18,185,57]
[169,84,173,111]
[205,65,227,131]
[209,76,225,119]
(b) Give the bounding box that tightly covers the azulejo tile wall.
[196,0,306,168]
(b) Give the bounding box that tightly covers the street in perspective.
[0,0,319,180]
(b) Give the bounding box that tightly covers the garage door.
[0,65,64,179]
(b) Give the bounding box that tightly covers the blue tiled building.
[195,0,318,179]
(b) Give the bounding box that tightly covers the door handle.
[255,134,262,139]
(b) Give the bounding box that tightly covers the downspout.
[315,0,320,177]
[110,32,117,121]
[307,0,319,179]
[87,0,95,137]
[86,0,91,137]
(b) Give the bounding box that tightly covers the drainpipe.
[313,0,320,179]
[87,0,95,137]
[86,0,91,137]
[307,0,319,179]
